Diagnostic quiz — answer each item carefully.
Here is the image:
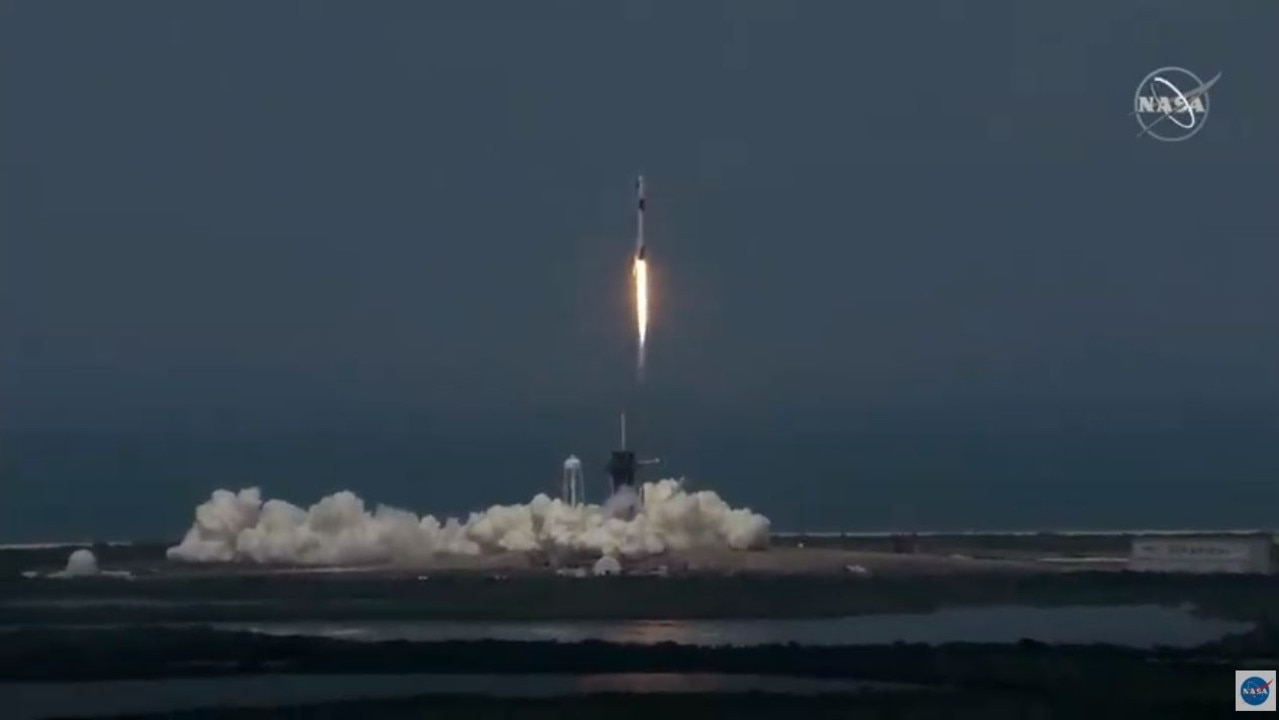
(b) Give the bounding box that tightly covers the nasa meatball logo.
[1131,66,1221,142]
[1236,670,1276,711]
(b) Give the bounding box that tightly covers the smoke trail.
[167,478,771,566]
[633,257,648,380]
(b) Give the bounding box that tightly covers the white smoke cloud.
[167,479,770,566]
[600,484,642,521]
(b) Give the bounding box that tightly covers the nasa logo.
[1131,66,1221,142]
[1236,670,1277,711]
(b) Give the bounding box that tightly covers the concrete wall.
[1129,535,1274,574]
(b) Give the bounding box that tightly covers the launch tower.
[606,412,660,494]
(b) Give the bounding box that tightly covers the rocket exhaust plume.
[633,175,649,381]
[634,256,648,380]
[167,479,771,565]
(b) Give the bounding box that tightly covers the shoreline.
[5,571,1279,624]
[3,623,1277,683]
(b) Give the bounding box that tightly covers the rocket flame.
[633,257,648,378]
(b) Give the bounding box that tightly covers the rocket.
[631,174,650,382]
[635,175,646,260]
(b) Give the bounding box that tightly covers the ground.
[4,532,1274,626]
[4,533,1126,580]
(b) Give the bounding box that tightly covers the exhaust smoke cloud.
[167,479,770,566]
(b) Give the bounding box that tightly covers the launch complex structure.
[606,175,660,500]
[561,412,660,507]
[562,177,660,506]
[606,412,660,496]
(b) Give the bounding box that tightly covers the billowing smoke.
[167,479,770,566]
[601,484,642,520]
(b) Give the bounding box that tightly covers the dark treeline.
[54,690,1222,720]
[5,625,1278,687]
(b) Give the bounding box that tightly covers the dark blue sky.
[4,1,1277,430]
[2,2,1278,540]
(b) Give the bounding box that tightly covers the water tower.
[562,455,584,506]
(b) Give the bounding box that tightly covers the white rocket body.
[635,175,646,260]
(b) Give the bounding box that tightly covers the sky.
[1,1,1278,538]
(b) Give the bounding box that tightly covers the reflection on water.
[215,604,1251,649]
[571,673,911,694]
[3,673,895,720]
[593,619,705,645]
[570,675,910,695]
[0,606,1253,719]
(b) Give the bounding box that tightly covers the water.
[0,606,1252,717]
[185,604,1247,649]
[2,673,905,720]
